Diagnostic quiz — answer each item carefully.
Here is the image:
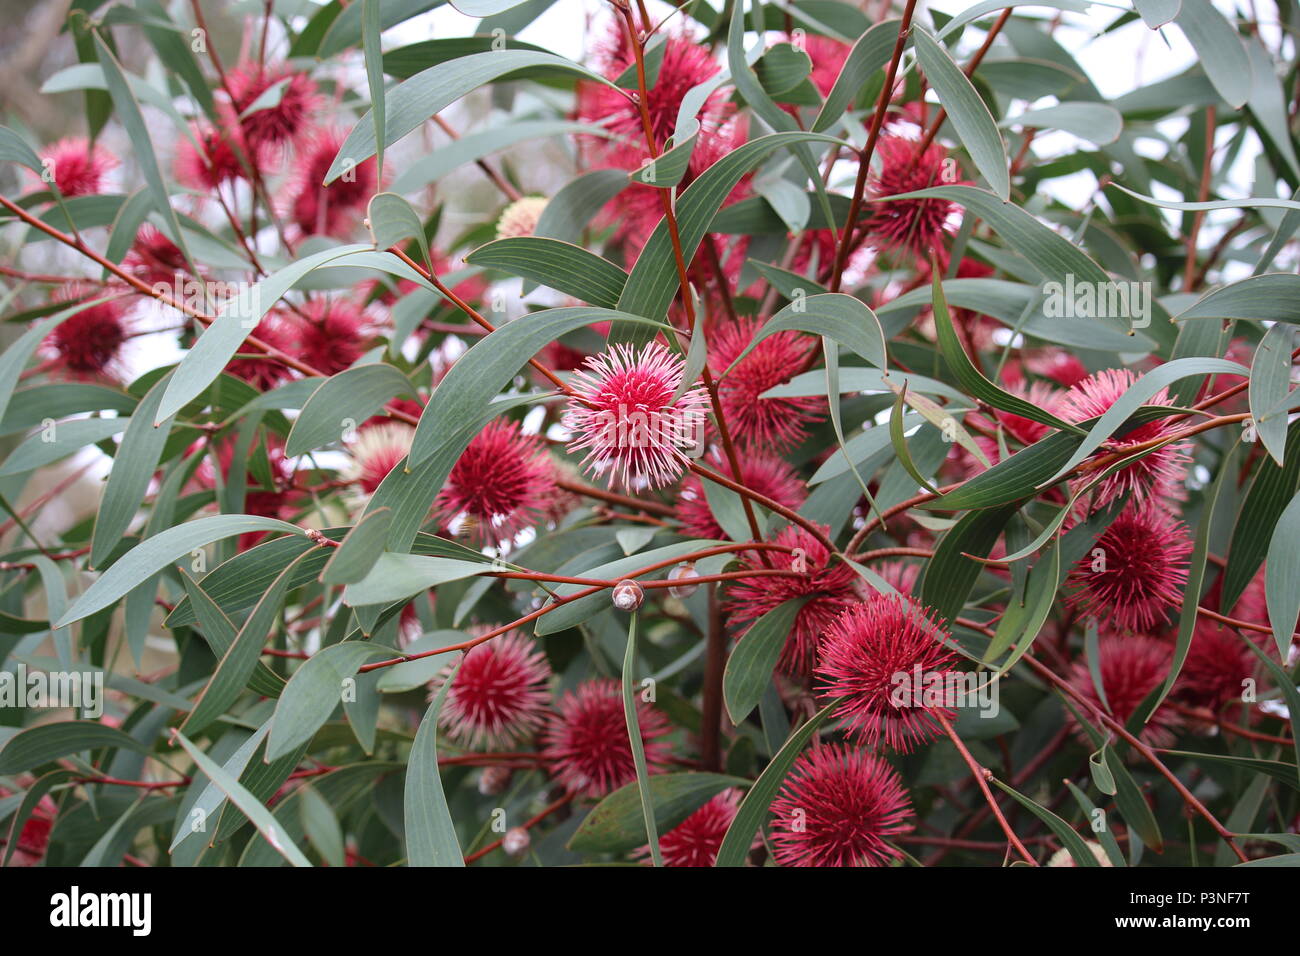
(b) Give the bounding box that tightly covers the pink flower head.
[815,594,959,752]
[42,288,130,380]
[437,419,552,546]
[770,743,914,867]
[725,524,858,677]
[798,33,852,98]
[638,789,744,867]
[1060,368,1190,506]
[175,120,254,191]
[1067,634,1183,747]
[344,423,413,495]
[0,787,56,866]
[563,341,710,489]
[1065,504,1192,634]
[124,225,189,289]
[709,318,824,452]
[863,134,967,259]
[226,312,297,390]
[1027,349,1090,388]
[226,61,318,151]
[289,296,374,375]
[36,137,117,197]
[287,127,379,237]
[677,451,806,539]
[432,630,553,749]
[542,678,672,798]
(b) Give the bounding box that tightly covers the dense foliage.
[1,0,1299,869]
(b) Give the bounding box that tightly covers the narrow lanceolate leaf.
[325,51,618,183]
[1266,492,1300,659]
[889,386,938,495]
[568,773,748,855]
[285,364,417,457]
[1003,102,1123,145]
[406,658,465,867]
[182,553,313,736]
[719,293,886,373]
[171,731,312,867]
[0,417,128,476]
[91,371,174,566]
[723,598,809,724]
[1236,636,1300,787]
[912,27,1010,200]
[990,778,1100,866]
[343,552,493,606]
[622,612,662,866]
[1250,323,1294,466]
[157,244,371,423]
[1177,274,1300,324]
[322,508,394,586]
[920,504,1020,627]
[57,516,305,627]
[812,19,900,133]
[466,237,629,309]
[267,642,395,761]
[715,705,833,867]
[1222,421,1300,613]
[1135,0,1181,28]
[1174,0,1252,109]
[0,721,150,774]
[362,0,386,175]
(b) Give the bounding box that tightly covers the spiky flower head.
[42,289,130,380]
[563,341,710,489]
[1060,368,1190,507]
[708,318,824,452]
[815,594,960,752]
[430,630,553,749]
[542,678,672,798]
[343,423,413,496]
[1065,504,1192,634]
[225,61,319,151]
[287,127,379,237]
[437,419,552,546]
[36,137,117,197]
[769,743,914,867]
[1066,634,1183,747]
[862,135,966,258]
[676,451,806,540]
[725,525,858,677]
[637,790,744,867]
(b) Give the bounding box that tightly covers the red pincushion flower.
[226,61,318,150]
[542,678,672,798]
[769,743,914,867]
[290,297,374,375]
[36,137,117,197]
[638,789,744,867]
[1176,619,1266,712]
[1027,349,1090,388]
[709,318,824,452]
[124,225,189,289]
[437,419,552,546]
[1060,368,1190,506]
[432,630,553,749]
[344,423,413,496]
[175,119,254,190]
[226,313,297,390]
[287,127,379,237]
[725,525,858,677]
[563,341,710,489]
[1065,504,1192,634]
[0,789,56,867]
[799,34,851,98]
[815,594,959,752]
[862,135,966,259]
[677,452,806,539]
[1067,634,1183,747]
[42,290,130,380]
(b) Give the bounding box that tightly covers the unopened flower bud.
[502,826,531,858]
[478,765,513,796]
[667,562,700,598]
[612,579,644,611]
